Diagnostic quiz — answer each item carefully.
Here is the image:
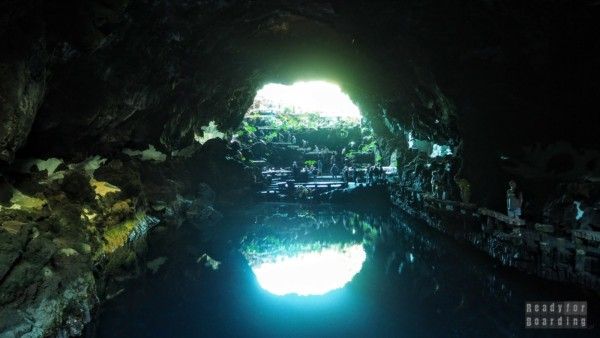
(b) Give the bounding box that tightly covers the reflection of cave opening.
[239,204,377,296]
[247,243,366,296]
[234,81,395,197]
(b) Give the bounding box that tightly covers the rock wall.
[1,0,599,334]
[0,140,252,337]
[389,174,600,293]
[2,0,597,210]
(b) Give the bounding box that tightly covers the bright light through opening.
[249,244,366,296]
[252,81,361,121]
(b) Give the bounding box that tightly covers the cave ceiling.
[1,0,598,162]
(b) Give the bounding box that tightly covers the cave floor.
[85,203,599,338]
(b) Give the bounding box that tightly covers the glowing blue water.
[88,204,599,338]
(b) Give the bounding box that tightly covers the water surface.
[87,203,598,337]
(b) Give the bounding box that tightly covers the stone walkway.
[391,187,599,293]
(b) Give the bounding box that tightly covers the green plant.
[361,139,377,153]
[242,121,257,134]
[265,131,278,142]
[344,151,357,160]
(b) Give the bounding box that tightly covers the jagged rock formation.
[1,0,600,336]
[0,146,252,337]
[1,0,598,211]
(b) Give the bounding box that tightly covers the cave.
[1,1,599,337]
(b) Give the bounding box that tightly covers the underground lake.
[2,2,600,336]
[84,203,599,338]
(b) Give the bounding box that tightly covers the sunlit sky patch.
[253,81,361,120]
[248,243,366,296]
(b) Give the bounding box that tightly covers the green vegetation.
[237,85,383,167]
[360,138,376,153]
[240,207,381,266]
[242,236,359,265]
[264,131,279,142]
[245,111,360,133]
[242,121,257,135]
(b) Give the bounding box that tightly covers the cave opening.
[232,81,394,198]
[1,1,599,336]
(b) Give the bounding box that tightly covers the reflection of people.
[506,180,523,219]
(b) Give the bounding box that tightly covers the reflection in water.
[88,203,600,338]
[250,243,366,296]
[240,204,375,296]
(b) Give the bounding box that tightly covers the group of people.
[289,157,389,186]
[430,170,524,220]
[291,161,320,182]
[366,165,386,184]
[289,153,351,181]
[334,164,388,184]
[340,165,358,183]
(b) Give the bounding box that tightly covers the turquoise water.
[86,203,598,337]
